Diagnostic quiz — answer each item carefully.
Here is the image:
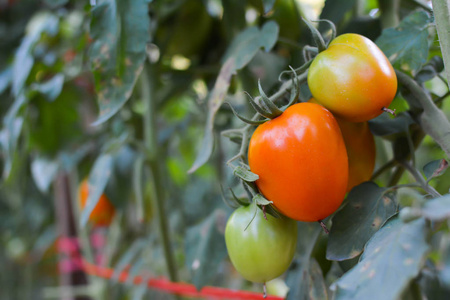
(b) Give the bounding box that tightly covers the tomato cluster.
[225,32,395,286]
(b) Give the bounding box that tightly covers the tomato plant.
[225,204,297,283]
[307,33,397,122]
[248,102,348,222]
[78,179,115,227]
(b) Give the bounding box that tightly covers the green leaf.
[327,182,397,261]
[233,165,259,182]
[30,74,65,102]
[368,112,415,136]
[286,258,328,300]
[376,10,433,73]
[286,222,323,300]
[31,157,59,193]
[12,13,59,96]
[185,209,228,290]
[421,194,450,222]
[89,0,150,125]
[332,217,429,300]
[80,153,113,227]
[188,58,235,173]
[262,0,276,14]
[0,67,12,94]
[319,0,357,27]
[221,21,279,71]
[423,159,448,181]
[438,234,450,288]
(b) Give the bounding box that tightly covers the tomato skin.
[307,33,397,122]
[225,205,297,283]
[308,98,376,191]
[336,118,376,191]
[248,102,348,222]
[79,179,115,227]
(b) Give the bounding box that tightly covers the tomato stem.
[263,282,267,298]
[318,220,330,234]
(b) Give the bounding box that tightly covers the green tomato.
[225,204,298,283]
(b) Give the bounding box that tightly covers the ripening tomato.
[78,179,115,227]
[337,118,375,191]
[309,98,376,191]
[248,102,348,222]
[307,33,397,122]
[225,204,297,283]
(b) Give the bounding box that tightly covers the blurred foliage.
[1,0,450,299]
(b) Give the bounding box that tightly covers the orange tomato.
[307,33,397,122]
[248,102,348,222]
[309,98,376,191]
[78,179,115,227]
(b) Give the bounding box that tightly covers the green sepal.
[245,92,274,119]
[224,102,266,125]
[253,193,273,206]
[219,184,240,209]
[302,17,327,52]
[234,165,259,182]
[258,80,283,118]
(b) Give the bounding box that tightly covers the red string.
[57,234,285,299]
[82,259,284,300]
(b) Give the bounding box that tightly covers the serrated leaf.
[253,194,272,206]
[327,182,397,261]
[332,217,429,300]
[185,209,228,290]
[376,10,432,73]
[89,0,150,125]
[421,194,450,221]
[30,74,65,102]
[31,157,59,193]
[423,159,448,180]
[80,154,113,227]
[368,112,415,136]
[233,165,259,182]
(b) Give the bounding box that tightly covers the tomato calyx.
[302,18,337,53]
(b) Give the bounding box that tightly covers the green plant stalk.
[141,65,179,283]
[378,0,400,28]
[396,70,450,159]
[432,0,450,89]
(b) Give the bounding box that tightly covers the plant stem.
[399,161,441,198]
[378,0,400,28]
[396,70,450,159]
[141,65,179,283]
[431,0,450,89]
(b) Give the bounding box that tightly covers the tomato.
[248,102,348,222]
[309,98,376,191]
[307,33,397,122]
[78,179,115,227]
[336,118,375,191]
[225,204,297,283]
